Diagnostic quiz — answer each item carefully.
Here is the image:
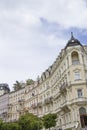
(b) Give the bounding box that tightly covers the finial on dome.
[71,32,74,39]
[65,32,82,49]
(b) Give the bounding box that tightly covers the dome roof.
[0,83,10,91]
[65,32,82,49]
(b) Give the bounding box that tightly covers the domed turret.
[0,83,10,96]
[65,32,82,49]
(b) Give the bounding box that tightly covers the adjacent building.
[0,84,10,122]
[8,87,25,122]
[0,94,9,122]
[0,83,10,96]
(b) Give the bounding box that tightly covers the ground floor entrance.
[80,115,87,128]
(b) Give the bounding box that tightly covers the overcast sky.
[0,0,87,90]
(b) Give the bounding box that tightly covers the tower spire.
[65,32,82,49]
[71,32,74,39]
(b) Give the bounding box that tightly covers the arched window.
[79,107,86,115]
[71,51,79,65]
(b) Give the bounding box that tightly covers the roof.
[65,32,83,49]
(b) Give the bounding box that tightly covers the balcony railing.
[8,103,13,109]
[2,112,7,115]
[17,107,24,113]
[37,102,42,107]
[59,82,71,92]
[60,97,87,110]
[72,60,80,65]
[70,97,87,105]
[18,99,24,102]
[60,100,70,112]
[18,99,25,105]
[8,103,13,106]
[23,107,29,112]
[31,103,37,109]
[44,96,53,104]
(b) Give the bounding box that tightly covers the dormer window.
[71,51,79,65]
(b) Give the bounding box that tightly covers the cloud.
[0,0,87,89]
[39,0,87,29]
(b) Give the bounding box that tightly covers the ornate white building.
[8,87,25,122]
[1,34,87,130]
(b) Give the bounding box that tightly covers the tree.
[26,79,34,85]
[1,122,9,130]
[8,123,21,130]
[18,113,42,130]
[1,122,21,130]
[43,113,57,130]
[0,119,3,130]
[13,81,25,91]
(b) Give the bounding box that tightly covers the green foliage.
[0,113,43,130]
[8,123,21,130]
[18,113,42,130]
[0,119,3,130]
[1,122,21,130]
[1,123,8,130]
[65,129,72,130]
[13,81,24,91]
[43,113,57,130]
[26,79,34,85]
[13,79,34,91]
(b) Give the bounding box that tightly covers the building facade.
[1,34,87,130]
[8,87,25,122]
[0,93,9,122]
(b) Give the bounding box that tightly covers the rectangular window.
[77,89,82,98]
[75,72,80,80]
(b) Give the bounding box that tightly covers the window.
[77,89,82,98]
[79,107,86,115]
[75,72,80,80]
[71,51,79,65]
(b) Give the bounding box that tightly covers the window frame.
[77,89,83,98]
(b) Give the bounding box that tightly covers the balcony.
[60,97,87,111]
[37,102,42,107]
[18,99,25,105]
[8,104,13,109]
[59,82,71,92]
[60,100,70,112]
[17,107,24,113]
[70,97,87,105]
[18,99,24,102]
[72,60,80,65]
[23,107,29,112]
[31,103,37,109]
[44,96,53,104]
[2,112,8,118]
[2,112,7,115]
